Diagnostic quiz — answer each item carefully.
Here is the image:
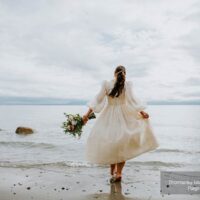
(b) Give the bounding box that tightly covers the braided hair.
[109,65,126,98]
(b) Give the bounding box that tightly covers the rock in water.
[15,127,34,134]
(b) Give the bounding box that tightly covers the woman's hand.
[140,111,149,119]
[82,108,94,125]
[82,115,89,125]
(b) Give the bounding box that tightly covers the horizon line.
[0,97,200,105]
[0,103,200,105]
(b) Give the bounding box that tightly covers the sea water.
[0,105,199,170]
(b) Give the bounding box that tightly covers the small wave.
[0,141,56,149]
[0,161,97,169]
[153,123,200,130]
[0,160,185,169]
[152,148,200,154]
[128,161,184,168]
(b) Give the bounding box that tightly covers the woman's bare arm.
[82,108,93,124]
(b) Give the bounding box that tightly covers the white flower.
[68,115,73,121]
[71,120,77,125]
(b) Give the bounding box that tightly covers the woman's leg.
[109,161,125,183]
[110,163,117,175]
[116,161,126,177]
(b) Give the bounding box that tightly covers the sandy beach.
[1,164,199,200]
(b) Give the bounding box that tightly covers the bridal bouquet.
[62,112,96,138]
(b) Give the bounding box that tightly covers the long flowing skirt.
[85,104,159,165]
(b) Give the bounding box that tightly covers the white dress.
[85,79,159,165]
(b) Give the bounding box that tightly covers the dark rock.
[27,187,31,190]
[15,127,34,134]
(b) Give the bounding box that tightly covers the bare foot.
[110,164,117,176]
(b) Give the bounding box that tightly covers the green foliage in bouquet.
[62,112,96,138]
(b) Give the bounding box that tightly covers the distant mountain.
[0,96,199,105]
[148,100,200,105]
[0,96,87,105]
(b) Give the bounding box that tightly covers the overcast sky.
[0,0,200,103]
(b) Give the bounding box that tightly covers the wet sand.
[0,165,199,200]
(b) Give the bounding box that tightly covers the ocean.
[0,105,199,170]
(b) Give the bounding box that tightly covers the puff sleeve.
[87,80,107,113]
[126,81,147,112]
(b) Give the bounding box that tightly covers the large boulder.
[15,127,34,134]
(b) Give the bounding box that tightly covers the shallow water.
[0,105,199,170]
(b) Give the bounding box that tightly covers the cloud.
[0,0,199,103]
[184,77,200,86]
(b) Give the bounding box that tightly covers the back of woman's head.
[109,65,126,98]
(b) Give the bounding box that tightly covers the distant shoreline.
[0,103,199,106]
[1,96,200,105]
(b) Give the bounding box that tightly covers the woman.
[83,65,159,183]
